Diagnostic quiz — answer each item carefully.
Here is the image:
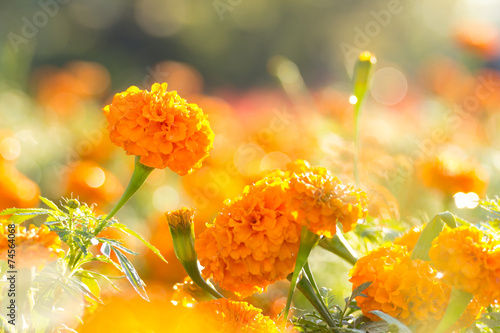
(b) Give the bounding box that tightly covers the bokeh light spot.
[370,67,408,106]
[153,186,179,211]
[135,0,186,37]
[85,167,105,188]
[0,137,21,160]
[454,192,479,209]
[260,152,291,172]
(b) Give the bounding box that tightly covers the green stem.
[303,262,321,300]
[184,261,224,299]
[434,289,473,333]
[68,157,154,272]
[105,156,155,221]
[319,231,358,266]
[353,102,363,187]
[351,52,376,186]
[284,227,321,322]
[296,274,337,330]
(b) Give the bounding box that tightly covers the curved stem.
[105,156,155,221]
[184,261,224,299]
[296,275,337,330]
[319,231,358,266]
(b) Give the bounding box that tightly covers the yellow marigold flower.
[103,83,214,175]
[195,177,301,298]
[187,299,282,333]
[394,225,424,252]
[283,160,368,238]
[349,244,481,332]
[0,223,64,269]
[429,225,500,306]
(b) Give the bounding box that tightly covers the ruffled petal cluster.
[349,244,482,332]
[283,160,368,238]
[103,83,214,175]
[394,225,424,252]
[195,177,301,297]
[0,223,64,269]
[187,299,282,333]
[429,225,500,306]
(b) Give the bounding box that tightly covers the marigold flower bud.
[167,208,223,300]
[166,208,197,266]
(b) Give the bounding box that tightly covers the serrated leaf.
[480,318,500,328]
[369,310,412,333]
[39,196,63,213]
[100,243,111,257]
[67,277,103,304]
[112,247,149,301]
[78,269,122,292]
[97,238,138,255]
[1,207,50,216]
[351,281,372,299]
[4,210,50,224]
[113,223,168,264]
[74,236,88,255]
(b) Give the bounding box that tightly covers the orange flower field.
[1,1,500,332]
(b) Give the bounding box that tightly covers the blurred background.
[1,0,500,329]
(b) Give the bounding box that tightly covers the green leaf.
[97,238,138,255]
[3,210,51,224]
[351,281,372,299]
[369,310,412,333]
[67,277,103,304]
[113,223,168,264]
[111,247,149,301]
[39,196,63,213]
[100,242,111,257]
[78,269,122,292]
[74,236,88,255]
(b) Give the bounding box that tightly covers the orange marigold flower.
[283,160,368,238]
[419,154,488,197]
[0,223,64,269]
[195,177,301,298]
[394,225,424,252]
[188,299,282,333]
[350,244,481,332]
[0,161,40,211]
[429,225,500,306]
[103,83,214,175]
